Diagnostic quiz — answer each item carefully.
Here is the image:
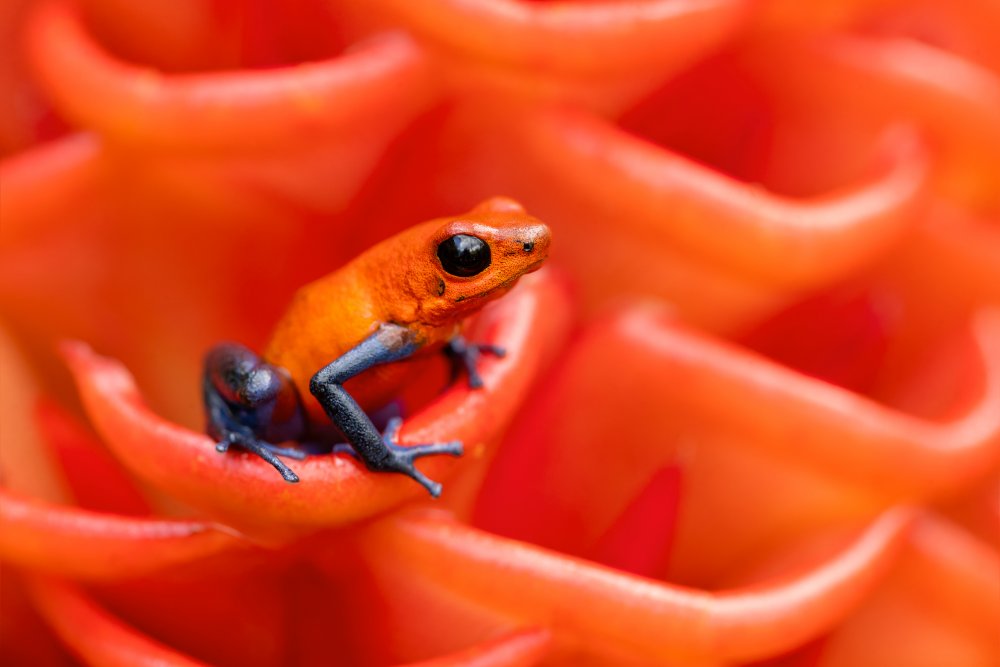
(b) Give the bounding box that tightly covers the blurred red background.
[1,1,998,665]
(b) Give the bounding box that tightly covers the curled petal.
[0,133,104,247]
[0,0,63,153]
[397,628,551,667]
[0,133,324,422]
[755,34,1000,208]
[0,570,69,666]
[26,577,208,667]
[27,0,436,151]
[752,0,872,31]
[819,514,1000,666]
[736,287,892,394]
[755,0,1000,68]
[476,302,1000,582]
[63,272,571,538]
[361,507,914,663]
[0,136,124,386]
[906,516,1000,640]
[73,0,224,71]
[518,106,930,288]
[23,1,437,213]
[0,487,242,581]
[34,398,152,515]
[0,323,70,502]
[885,204,1000,320]
[346,0,751,85]
[602,306,1000,498]
[942,474,1000,551]
[586,465,681,578]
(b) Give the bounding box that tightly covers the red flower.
[1,1,998,665]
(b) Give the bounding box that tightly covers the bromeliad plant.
[2,1,999,665]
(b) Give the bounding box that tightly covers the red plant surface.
[2,0,998,665]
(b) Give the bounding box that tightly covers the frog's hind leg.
[203,343,307,482]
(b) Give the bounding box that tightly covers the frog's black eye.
[437,234,491,277]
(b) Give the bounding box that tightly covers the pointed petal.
[0,488,243,580]
[396,628,551,667]
[362,507,914,664]
[62,272,571,540]
[26,577,210,667]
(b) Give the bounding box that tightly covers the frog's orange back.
[263,197,550,421]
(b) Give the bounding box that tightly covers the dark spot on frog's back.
[437,278,445,296]
[454,295,466,303]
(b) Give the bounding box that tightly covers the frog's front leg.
[309,325,463,497]
[203,343,307,482]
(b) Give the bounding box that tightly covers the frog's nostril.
[523,241,535,253]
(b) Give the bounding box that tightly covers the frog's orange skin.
[264,197,550,420]
[203,197,550,495]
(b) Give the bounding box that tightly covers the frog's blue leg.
[203,343,307,483]
[444,335,506,389]
[309,324,463,497]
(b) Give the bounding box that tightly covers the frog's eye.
[437,234,491,277]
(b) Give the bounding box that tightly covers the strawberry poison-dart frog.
[202,198,550,497]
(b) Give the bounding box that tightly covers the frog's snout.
[517,223,551,265]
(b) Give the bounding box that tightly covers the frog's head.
[406,197,551,325]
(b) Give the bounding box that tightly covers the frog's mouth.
[451,256,548,305]
[488,258,546,295]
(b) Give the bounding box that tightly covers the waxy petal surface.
[28,1,437,151]
[518,107,930,289]
[27,577,209,667]
[397,628,550,667]
[0,488,242,581]
[64,273,571,538]
[361,507,914,664]
[1,0,997,664]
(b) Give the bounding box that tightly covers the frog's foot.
[215,432,303,483]
[373,417,463,497]
[444,336,506,389]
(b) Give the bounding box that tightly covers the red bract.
[62,273,571,539]
[1,0,998,665]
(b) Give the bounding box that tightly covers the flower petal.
[817,514,1000,666]
[27,1,436,151]
[475,302,1000,582]
[586,465,681,578]
[361,506,914,663]
[0,487,243,580]
[63,271,572,539]
[26,577,209,667]
[517,106,930,289]
[568,304,1000,499]
[35,398,152,515]
[25,0,441,214]
[757,34,1000,209]
[0,323,70,502]
[0,569,70,666]
[396,628,551,667]
[349,0,750,77]
[343,0,752,110]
